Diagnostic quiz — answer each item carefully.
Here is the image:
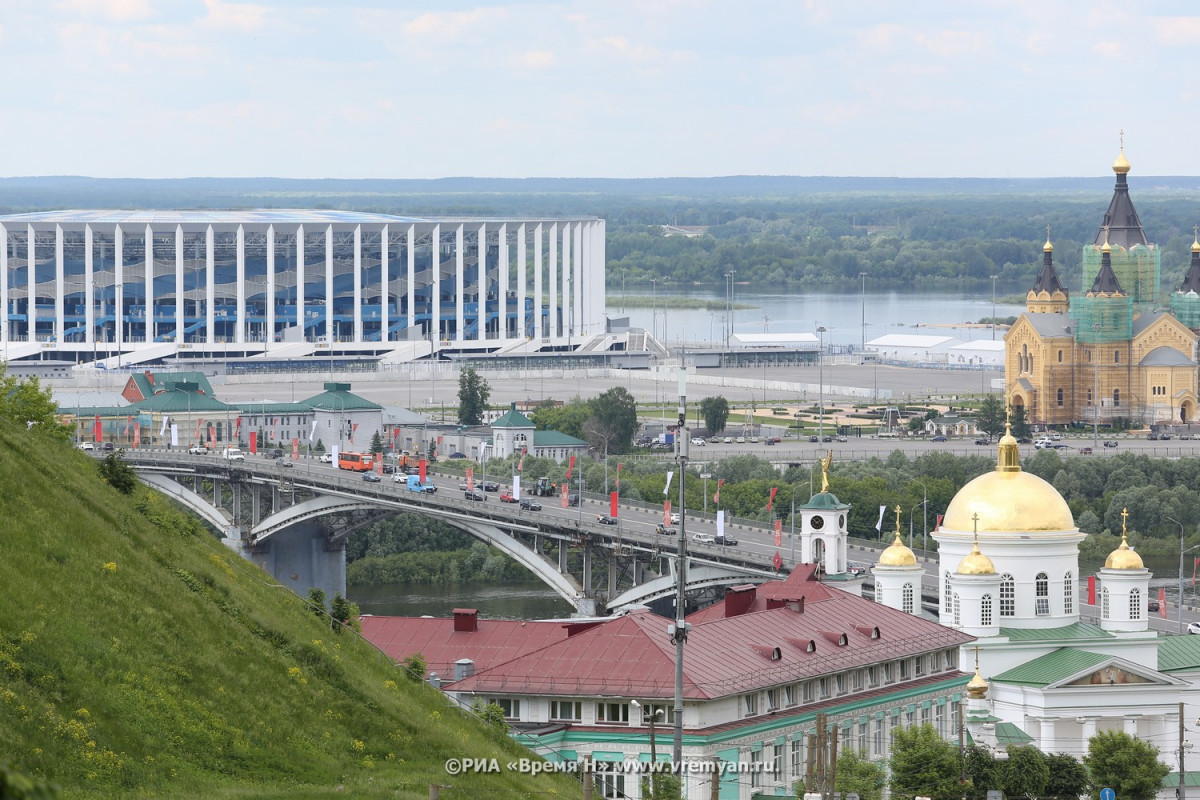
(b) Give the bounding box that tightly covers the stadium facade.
[0,210,605,365]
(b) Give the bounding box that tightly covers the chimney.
[144,370,154,386]
[453,608,479,632]
[453,659,475,681]
[725,584,757,618]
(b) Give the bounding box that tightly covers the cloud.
[56,0,153,22]
[1091,40,1123,59]
[201,0,267,32]
[517,50,556,70]
[914,29,985,58]
[1153,16,1200,45]
[403,9,499,40]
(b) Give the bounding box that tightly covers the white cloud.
[517,50,556,70]
[914,29,986,58]
[201,0,268,32]
[1091,40,1124,59]
[1153,16,1200,45]
[402,8,500,40]
[56,0,153,22]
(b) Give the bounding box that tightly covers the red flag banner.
[663,500,672,526]
[208,424,215,447]
[768,487,778,512]
[133,423,141,448]
[774,519,782,546]
[713,478,725,506]
[235,417,242,437]
[292,438,299,460]
[566,455,576,480]
[1193,557,1200,588]
[125,415,133,437]
[94,414,102,442]
[1087,575,1096,605]
[1159,588,1168,618]
[466,467,474,492]
[350,423,358,444]
[772,551,783,571]
[936,514,944,530]
[419,458,427,483]
[376,455,383,474]
[195,418,203,441]
[249,434,257,455]
[518,447,527,472]
[561,482,569,509]
[610,491,619,517]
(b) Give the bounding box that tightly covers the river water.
[351,581,573,620]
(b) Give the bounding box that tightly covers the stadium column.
[353,224,362,343]
[114,225,123,353]
[324,225,333,342]
[174,224,184,345]
[85,223,94,348]
[561,223,571,341]
[2,223,9,346]
[533,223,543,341]
[574,221,583,341]
[498,222,509,342]
[266,224,275,348]
[54,224,64,345]
[144,224,153,343]
[236,224,245,344]
[380,223,389,344]
[476,222,486,342]
[517,223,527,341]
[548,222,558,338]
[455,223,465,343]
[405,224,415,337]
[206,224,215,346]
[430,223,441,350]
[26,226,34,343]
[296,225,305,343]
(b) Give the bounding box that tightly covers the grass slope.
[0,421,579,799]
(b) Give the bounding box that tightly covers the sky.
[2,0,1199,180]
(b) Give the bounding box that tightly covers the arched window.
[1057,388,1064,407]
[1114,350,1120,364]
[999,574,1015,617]
[1130,588,1142,620]
[981,594,993,627]
[1058,350,1063,363]
[1064,572,1074,615]
[1113,389,1121,408]
[953,594,961,627]
[1035,572,1050,615]
[902,583,914,615]
[1101,587,1110,619]
[943,571,952,612]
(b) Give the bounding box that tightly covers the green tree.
[700,395,730,435]
[1043,752,1088,800]
[0,368,70,440]
[889,724,962,800]
[531,397,590,440]
[97,451,138,494]
[369,431,384,455]
[1082,730,1169,800]
[1010,403,1032,440]
[314,439,326,453]
[977,394,1005,441]
[831,749,887,800]
[586,387,639,453]
[1001,744,1049,799]
[457,367,491,426]
[330,593,361,634]
[963,744,1000,800]
[400,652,426,682]
[471,700,508,732]
[306,587,327,619]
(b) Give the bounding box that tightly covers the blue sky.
[3,0,1199,179]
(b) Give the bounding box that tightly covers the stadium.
[0,210,606,366]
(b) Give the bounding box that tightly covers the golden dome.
[1044,226,1054,253]
[879,532,917,567]
[942,466,1074,533]
[1105,508,1144,569]
[958,540,996,575]
[1192,227,1199,253]
[1113,149,1131,175]
[966,668,989,699]
[1102,238,1112,254]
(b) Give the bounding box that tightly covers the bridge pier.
[558,541,567,572]
[247,521,346,600]
[608,556,617,598]
[251,487,261,526]
[582,545,592,593]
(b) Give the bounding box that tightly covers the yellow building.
[1005,147,1200,427]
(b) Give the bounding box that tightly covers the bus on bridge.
[338,451,375,472]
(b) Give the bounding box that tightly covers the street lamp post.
[631,701,664,794]
[790,484,805,565]
[912,480,928,553]
[990,275,999,341]
[1168,516,1200,634]
[650,277,659,343]
[700,473,711,515]
[724,270,736,350]
[859,271,868,356]
[817,326,827,441]
[672,367,690,764]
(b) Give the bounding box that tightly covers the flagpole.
[673,366,689,764]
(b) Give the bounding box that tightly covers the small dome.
[1102,238,1112,254]
[1105,533,1144,570]
[966,668,989,699]
[1044,235,1054,253]
[879,532,917,567]
[958,540,996,575]
[1192,230,1199,254]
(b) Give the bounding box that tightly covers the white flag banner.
[170,424,179,448]
[309,419,318,442]
[331,445,340,464]
[160,415,169,436]
[663,471,674,496]
[717,510,725,539]
[513,475,521,497]
[875,504,887,532]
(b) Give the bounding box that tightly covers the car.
[1080,447,1093,455]
[448,452,467,459]
[708,436,722,444]
[651,441,673,451]
[770,436,782,444]
[931,435,947,442]
[748,436,759,443]
[1104,440,1119,447]
[276,460,294,468]
[765,438,775,446]
[520,498,542,511]
[1049,443,1071,450]
[835,435,848,443]
[670,512,680,524]
[1034,438,1053,449]
[715,535,738,546]
[499,492,518,503]
[1180,433,1194,441]
[187,444,208,455]
[1016,436,1033,444]
[809,435,819,443]
[975,438,990,445]
[1148,432,1160,440]
[481,481,500,492]
[1148,598,1160,612]
[361,472,381,483]
[822,436,833,443]
[381,463,396,474]
[1188,622,1200,635]
[319,453,334,463]
[1049,433,1062,441]
[458,482,469,491]
[464,490,485,501]
[264,448,284,459]
[597,514,618,525]
[1160,432,1173,440]
[221,447,246,461]
[655,524,677,536]
[102,442,115,451]
[691,437,706,446]
[723,437,733,444]
[77,441,94,451]
[692,533,716,544]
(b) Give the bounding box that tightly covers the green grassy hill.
[0,420,579,799]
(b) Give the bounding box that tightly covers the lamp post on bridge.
[911,479,928,553]
[790,484,805,565]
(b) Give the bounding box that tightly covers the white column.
[516,223,526,341]
[114,225,123,354]
[573,221,583,339]
[353,224,362,342]
[1079,716,1097,743]
[1038,717,1056,753]
[561,223,571,338]
[406,224,415,335]
[430,223,440,349]
[533,223,543,340]
[498,222,509,341]
[54,224,64,344]
[379,224,389,343]
[296,224,305,342]
[266,224,275,347]
[325,225,334,341]
[144,224,154,343]
[548,223,557,338]
[84,224,95,346]
[476,222,486,341]
[205,225,215,345]
[1,223,8,344]
[27,225,34,341]
[177,224,187,343]
[1123,715,1139,736]
[236,225,246,344]
[455,223,465,342]
[590,220,604,336]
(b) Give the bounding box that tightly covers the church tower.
[1099,509,1152,633]
[1170,228,1200,329]
[871,506,924,617]
[796,451,850,576]
[949,521,1002,638]
[1026,228,1069,314]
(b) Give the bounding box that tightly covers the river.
[351,581,573,620]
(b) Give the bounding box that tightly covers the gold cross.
[894,504,902,536]
[1121,507,1129,536]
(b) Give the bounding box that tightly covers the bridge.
[113,450,826,615]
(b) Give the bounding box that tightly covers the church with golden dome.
[871,426,1198,781]
[1004,142,1200,428]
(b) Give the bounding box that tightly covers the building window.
[767,688,782,711]
[981,594,993,627]
[905,708,916,728]
[883,662,893,684]
[769,743,782,786]
[750,748,762,789]
[840,725,851,752]
[1130,587,1142,620]
[953,593,961,626]
[785,684,797,707]
[1000,573,1015,617]
[1087,387,1093,405]
[549,700,581,721]
[490,698,521,719]
[952,701,961,735]
[1058,349,1063,363]
[598,772,625,800]
[915,656,925,677]
[873,717,884,757]
[1057,387,1064,407]
[803,681,814,702]
[1064,572,1074,615]
[867,666,879,688]
[936,702,945,736]
[744,693,760,717]
[1036,571,1050,615]
[1114,350,1120,364]
[1101,587,1110,620]
[858,720,868,754]
[902,583,914,614]
[1113,389,1121,407]
[853,669,864,691]
[819,677,830,698]
[921,704,931,725]
[596,702,629,725]
[899,659,910,680]
[835,674,846,695]
[791,737,806,784]
[639,703,673,725]
[943,571,952,612]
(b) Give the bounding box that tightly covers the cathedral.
[1004,145,1200,428]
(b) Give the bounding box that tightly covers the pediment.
[1051,656,1180,690]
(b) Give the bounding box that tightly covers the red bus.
[338,451,374,472]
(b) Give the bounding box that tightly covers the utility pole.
[672,366,690,764]
[1181,701,1187,800]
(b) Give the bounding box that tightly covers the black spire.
[1094,139,1148,249]
[1089,237,1126,295]
[1031,229,1067,296]
[1179,228,1200,294]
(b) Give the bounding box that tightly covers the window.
[803,681,814,702]
[767,688,782,711]
[819,677,830,698]
[1130,587,1142,620]
[873,717,884,757]
[936,702,945,736]
[785,684,797,707]
[598,771,625,799]
[883,663,894,684]
[853,669,864,691]
[905,708,916,728]
[858,720,868,754]
[867,666,879,688]
[1058,349,1063,363]
[549,700,581,721]
[943,571,952,612]
[1036,571,1050,616]
[1087,387,1093,405]
[953,593,961,626]
[952,701,961,736]
[1000,573,1015,617]
[1101,587,1110,620]
[1114,388,1121,407]
[490,698,521,719]
[1057,387,1064,407]
[596,702,629,725]
[899,659,910,680]
[1114,350,1120,364]
[915,656,925,677]
[791,738,806,785]
[835,673,846,695]
[840,725,851,752]
[744,693,760,717]
[903,583,914,614]
[750,748,762,789]
[921,704,931,725]
[981,594,993,627]
[1064,572,1074,614]
[639,703,673,725]
[768,743,782,786]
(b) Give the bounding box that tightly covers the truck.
[405,474,435,493]
[529,477,557,497]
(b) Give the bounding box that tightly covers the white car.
[77,441,94,451]
[736,436,746,444]
[670,512,680,524]
[318,453,334,463]
[1189,622,1200,635]
[1034,438,1053,449]
[187,444,208,455]
[692,533,716,544]
[221,448,246,462]
[691,437,706,447]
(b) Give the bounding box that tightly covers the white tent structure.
[865,333,963,363]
